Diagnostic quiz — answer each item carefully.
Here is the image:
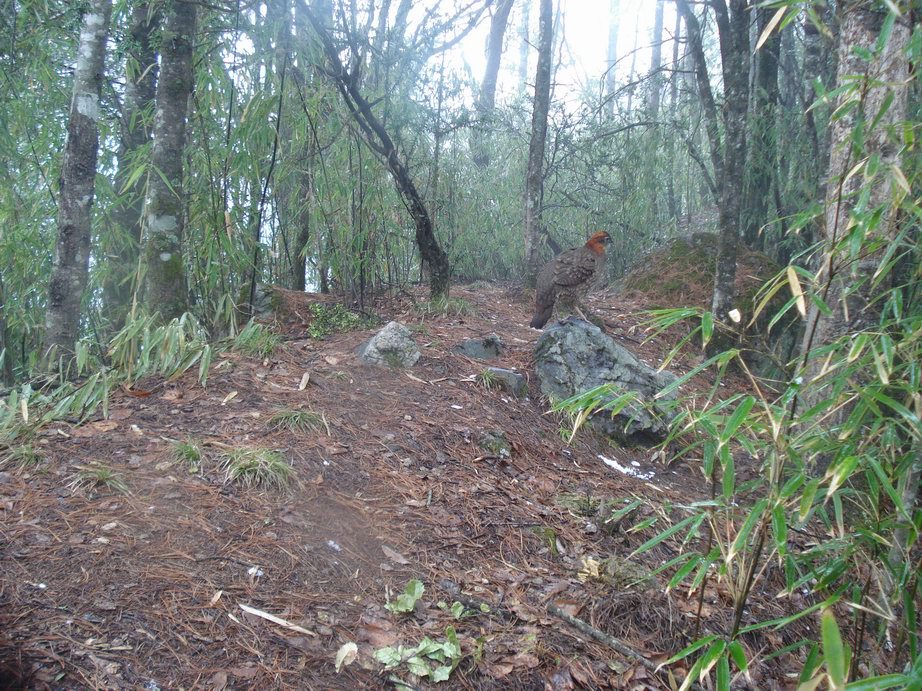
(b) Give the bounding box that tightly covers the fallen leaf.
[299,372,311,390]
[381,545,410,565]
[229,665,258,679]
[546,666,574,690]
[209,671,228,690]
[484,661,514,679]
[108,409,133,420]
[221,391,238,405]
[335,641,358,673]
[356,618,397,647]
[510,652,540,669]
[509,603,537,622]
[324,356,340,366]
[551,599,582,617]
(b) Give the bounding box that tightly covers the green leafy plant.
[222,448,293,490]
[385,578,425,614]
[307,303,375,338]
[437,600,490,619]
[108,311,214,385]
[374,625,463,684]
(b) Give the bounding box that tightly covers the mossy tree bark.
[741,4,781,252]
[801,2,910,389]
[141,0,196,322]
[43,0,112,366]
[101,1,159,330]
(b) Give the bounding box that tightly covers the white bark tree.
[43,0,113,365]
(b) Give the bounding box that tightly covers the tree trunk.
[523,0,553,281]
[518,0,531,94]
[304,5,450,299]
[676,1,723,184]
[647,0,665,116]
[709,0,750,334]
[289,0,332,291]
[101,1,159,330]
[0,274,13,383]
[43,0,112,365]
[141,0,196,321]
[741,4,780,250]
[472,0,513,167]
[801,2,910,384]
[604,0,619,117]
[665,10,682,220]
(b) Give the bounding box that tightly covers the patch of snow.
[598,454,655,480]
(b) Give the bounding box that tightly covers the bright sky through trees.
[458,0,678,104]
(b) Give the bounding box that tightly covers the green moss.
[307,303,375,339]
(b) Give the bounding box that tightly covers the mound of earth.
[618,232,779,316]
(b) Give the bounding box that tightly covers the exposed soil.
[1,284,807,690]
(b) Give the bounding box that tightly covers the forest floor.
[0,275,809,689]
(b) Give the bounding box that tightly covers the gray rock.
[478,430,511,459]
[454,334,503,359]
[484,367,527,398]
[534,318,677,446]
[359,321,420,368]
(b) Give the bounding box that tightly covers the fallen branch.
[238,603,317,637]
[546,603,658,673]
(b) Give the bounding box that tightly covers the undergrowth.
[221,448,293,490]
[307,303,375,338]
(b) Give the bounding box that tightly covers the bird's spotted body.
[530,231,611,329]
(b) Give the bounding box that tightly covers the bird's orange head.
[585,231,612,256]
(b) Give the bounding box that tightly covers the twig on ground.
[546,603,659,673]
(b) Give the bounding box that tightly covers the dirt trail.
[1,285,767,690]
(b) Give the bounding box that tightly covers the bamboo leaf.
[786,265,807,318]
[755,6,787,52]
[728,499,767,563]
[630,513,705,558]
[821,609,846,690]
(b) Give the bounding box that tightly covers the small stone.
[478,431,512,459]
[358,321,420,368]
[453,334,504,360]
[483,367,527,398]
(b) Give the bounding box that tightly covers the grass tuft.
[267,408,327,434]
[416,296,473,317]
[477,368,498,390]
[222,448,293,490]
[171,438,205,473]
[0,443,43,470]
[233,321,282,358]
[69,463,129,494]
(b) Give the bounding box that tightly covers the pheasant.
[530,231,611,329]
